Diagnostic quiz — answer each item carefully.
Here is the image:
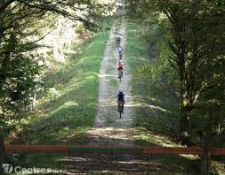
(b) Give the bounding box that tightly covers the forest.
[0,0,225,174]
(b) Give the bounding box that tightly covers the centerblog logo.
[2,164,13,174]
[2,164,65,174]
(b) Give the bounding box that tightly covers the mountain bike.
[119,53,123,60]
[118,101,124,118]
[116,40,120,47]
[118,69,123,82]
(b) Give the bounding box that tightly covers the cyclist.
[118,60,124,69]
[117,91,125,112]
[117,60,124,79]
[116,36,121,47]
[118,46,123,60]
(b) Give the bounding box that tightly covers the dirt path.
[64,10,145,175]
[87,13,136,147]
[63,7,199,175]
[64,8,187,175]
[63,8,175,175]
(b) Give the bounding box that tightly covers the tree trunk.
[0,134,5,174]
[179,67,192,146]
[180,105,191,145]
[179,57,192,145]
[201,139,211,175]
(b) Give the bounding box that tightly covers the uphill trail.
[64,8,158,175]
[87,10,136,148]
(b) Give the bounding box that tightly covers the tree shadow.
[7,96,201,175]
[61,136,200,175]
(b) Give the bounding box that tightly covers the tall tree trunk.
[201,137,211,175]
[179,56,192,146]
[180,103,191,145]
[180,80,194,146]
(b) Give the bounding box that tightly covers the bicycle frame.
[118,69,123,81]
[118,101,124,118]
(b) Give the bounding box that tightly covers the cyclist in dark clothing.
[117,91,125,112]
[116,36,121,47]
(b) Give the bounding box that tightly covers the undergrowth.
[126,19,200,175]
[7,17,112,171]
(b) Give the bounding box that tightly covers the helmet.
[119,91,123,93]
[119,60,123,63]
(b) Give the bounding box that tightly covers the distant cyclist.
[118,60,124,70]
[118,46,123,60]
[117,91,125,112]
[117,60,124,79]
[116,36,121,47]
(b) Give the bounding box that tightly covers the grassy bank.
[22,31,109,145]
[126,19,200,175]
[126,20,180,143]
[126,18,225,175]
[7,19,112,170]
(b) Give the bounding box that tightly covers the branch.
[56,1,89,11]
[168,55,178,63]
[0,0,15,14]
[163,9,173,23]
[168,41,179,56]
[17,0,78,19]
[168,56,179,73]
[32,29,55,43]
[4,10,45,29]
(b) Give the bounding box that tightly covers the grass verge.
[126,19,200,175]
[7,18,112,171]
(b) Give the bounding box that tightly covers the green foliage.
[126,19,200,175]
[0,0,115,135]
[0,32,44,135]
[7,28,110,168]
[127,19,180,137]
[191,102,225,147]
[127,0,225,146]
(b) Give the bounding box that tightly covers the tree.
[0,1,114,172]
[0,0,114,124]
[126,0,225,145]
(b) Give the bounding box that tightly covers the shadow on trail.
[11,101,200,175]
[8,90,200,175]
[61,137,200,175]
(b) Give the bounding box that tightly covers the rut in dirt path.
[87,15,137,146]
